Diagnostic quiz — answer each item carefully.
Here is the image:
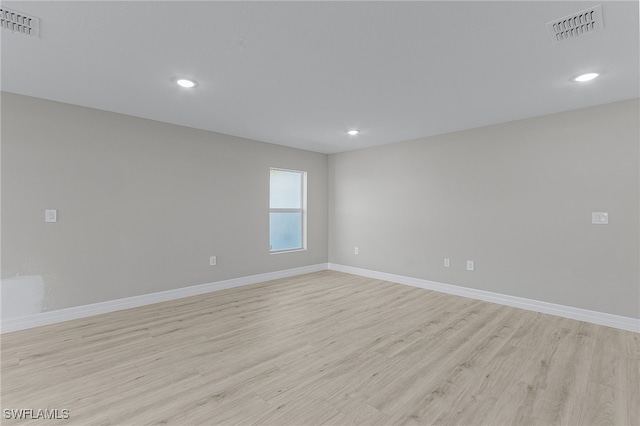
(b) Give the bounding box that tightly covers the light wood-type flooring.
[1,271,639,425]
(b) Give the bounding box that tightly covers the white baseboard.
[4,262,638,334]
[1,263,328,334]
[328,263,640,333]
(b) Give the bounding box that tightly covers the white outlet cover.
[45,209,57,222]
[209,256,217,266]
[592,212,609,224]
[444,258,450,267]
[466,260,474,271]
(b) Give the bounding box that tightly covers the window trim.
[269,168,307,254]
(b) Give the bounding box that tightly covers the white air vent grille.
[0,6,40,37]
[546,5,603,44]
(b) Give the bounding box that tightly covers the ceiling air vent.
[0,6,40,37]
[546,5,603,44]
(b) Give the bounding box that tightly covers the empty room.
[1,1,638,425]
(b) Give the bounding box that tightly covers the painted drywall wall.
[1,92,328,312]
[329,99,640,319]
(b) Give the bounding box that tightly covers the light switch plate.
[592,212,609,225]
[45,209,57,223]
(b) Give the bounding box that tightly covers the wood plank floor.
[1,270,638,425]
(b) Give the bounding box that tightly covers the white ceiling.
[2,1,638,154]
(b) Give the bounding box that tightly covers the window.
[270,168,306,253]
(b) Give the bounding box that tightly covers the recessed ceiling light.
[176,79,197,88]
[347,130,359,136]
[573,73,599,82]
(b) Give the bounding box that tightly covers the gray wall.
[1,93,328,312]
[329,99,639,319]
[3,92,638,319]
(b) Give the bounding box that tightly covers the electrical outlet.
[466,260,474,271]
[444,258,450,268]
[45,209,57,223]
[209,256,217,266]
[354,247,359,255]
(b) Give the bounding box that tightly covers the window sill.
[270,248,307,255]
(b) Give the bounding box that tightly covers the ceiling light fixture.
[573,73,599,82]
[347,130,359,136]
[176,79,197,88]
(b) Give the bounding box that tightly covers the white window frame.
[269,168,307,254]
